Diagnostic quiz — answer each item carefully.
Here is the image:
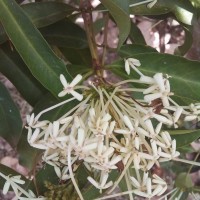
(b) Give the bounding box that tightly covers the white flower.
[124,58,141,75]
[58,74,83,101]
[87,172,113,193]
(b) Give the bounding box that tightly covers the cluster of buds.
[9,58,200,200]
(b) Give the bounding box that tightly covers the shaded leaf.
[119,44,157,57]
[100,0,131,48]
[171,129,200,149]
[0,82,22,147]
[0,43,47,106]
[129,20,146,45]
[40,19,88,49]
[60,47,92,66]
[22,2,75,28]
[0,0,71,97]
[107,52,200,104]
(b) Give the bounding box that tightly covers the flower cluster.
[19,58,200,199]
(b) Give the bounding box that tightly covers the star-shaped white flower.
[124,58,142,75]
[58,74,83,101]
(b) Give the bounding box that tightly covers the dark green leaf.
[22,2,75,28]
[0,0,72,97]
[0,82,22,147]
[171,129,200,149]
[107,53,200,104]
[100,0,131,48]
[0,43,47,106]
[129,0,197,25]
[40,19,88,49]
[60,47,92,66]
[129,20,146,45]
[93,18,105,35]
[119,44,157,57]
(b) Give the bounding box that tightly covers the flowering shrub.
[0,0,200,200]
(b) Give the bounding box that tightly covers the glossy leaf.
[0,82,22,147]
[100,0,131,48]
[119,44,157,57]
[129,0,197,25]
[0,2,75,44]
[171,129,200,149]
[0,43,47,106]
[60,47,92,66]
[129,20,146,45]
[107,52,200,104]
[0,0,72,97]
[40,19,88,49]
[22,2,75,28]
[175,172,194,189]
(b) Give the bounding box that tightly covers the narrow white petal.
[87,176,99,188]
[109,155,122,166]
[3,181,10,194]
[70,74,82,87]
[139,152,154,160]
[123,115,134,130]
[153,73,165,92]
[100,173,109,187]
[151,140,158,156]
[140,75,155,84]
[52,121,59,137]
[70,90,83,101]
[103,147,114,158]
[130,176,140,188]
[114,129,130,134]
[145,119,154,135]
[54,166,61,178]
[30,128,40,143]
[153,114,173,125]
[143,85,158,94]
[125,60,130,75]
[147,178,152,195]
[152,185,163,196]
[129,58,141,66]
[155,122,162,134]
[144,93,162,102]
[184,115,197,121]
[133,190,149,198]
[83,143,98,151]
[134,136,140,150]
[60,74,68,88]
[58,90,68,97]
[78,128,85,146]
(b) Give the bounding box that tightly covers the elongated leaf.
[171,130,200,149]
[0,43,47,106]
[22,2,75,28]
[119,44,157,57]
[100,0,130,48]
[0,2,75,44]
[129,0,197,25]
[0,0,71,97]
[107,52,200,104]
[129,21,146,45]
[40,19,88,49]
[0,82,22,147]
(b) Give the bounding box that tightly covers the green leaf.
[22,2,75,28]
[40,19,88,49]
[100,0,131,48]
[129,21,146,45]
[0,0,71,97]
[93,18,105,35]
[0,82,22,147]
[107,52,200,104]
[129,0,197,25]
[171,129,200,149]
[0,2,76,44]
[0,43,47,106]
[175,172,194,189]
[119,44,157,57]
[60,47,92,66]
